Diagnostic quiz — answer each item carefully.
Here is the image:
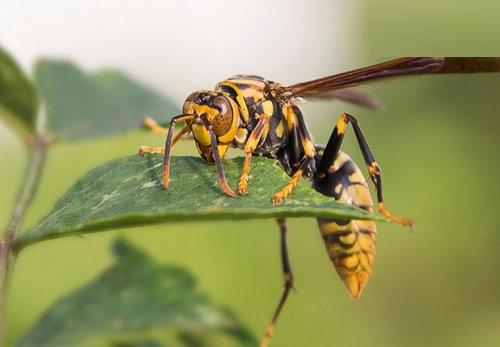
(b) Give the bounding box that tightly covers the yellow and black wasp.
[138,57,500,347]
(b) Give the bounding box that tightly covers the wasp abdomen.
[313,152,377,299]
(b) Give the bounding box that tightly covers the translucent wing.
[301,88,383,110]
[283,57,500,98]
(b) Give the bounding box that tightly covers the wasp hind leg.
[260,218,294,347]
[318,112,414,227]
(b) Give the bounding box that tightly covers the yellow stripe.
[301,135,316,157]
[217,81,250,123]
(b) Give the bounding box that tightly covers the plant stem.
[0,243,14,347]
[4,133,49,242]
[0,133,49,346]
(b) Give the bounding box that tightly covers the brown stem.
[0,132,49,346]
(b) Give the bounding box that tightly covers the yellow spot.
[337,113,349,134]
[334,183,342,194]
[275,121,284,138]
[262,100,274,116]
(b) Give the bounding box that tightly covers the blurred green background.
[2,1,500,346]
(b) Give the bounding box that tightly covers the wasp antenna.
[162,114,195,189]
[202,118,237,197]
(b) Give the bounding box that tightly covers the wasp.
[138,57,500,347]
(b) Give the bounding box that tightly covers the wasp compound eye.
[211,95,233,136]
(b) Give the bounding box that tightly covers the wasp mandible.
[138,57,500,347]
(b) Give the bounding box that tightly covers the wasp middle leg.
[237,103,272,195]
[318,112,414,227]
[260,218,294,347]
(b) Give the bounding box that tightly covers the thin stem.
[0,132,49,346]
[0,243,14,347]
[4,133,49,242]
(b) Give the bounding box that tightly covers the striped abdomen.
[312,151,377,299]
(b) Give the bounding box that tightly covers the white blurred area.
[0,0,359,139]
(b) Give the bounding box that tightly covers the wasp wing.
[284,57,500,98]
[300,88,383,110]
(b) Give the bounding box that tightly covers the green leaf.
[17,239,257,347]
[14,156,379,250]
[0,46,38,139]
[34,59,177,141]
[110,341,166,347]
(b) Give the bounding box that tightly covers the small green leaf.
[15,156,379,250]
[34,59,177,140]
[17,239,257,347]
[0,46,38,139]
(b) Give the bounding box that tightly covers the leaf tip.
[112,238,144,260]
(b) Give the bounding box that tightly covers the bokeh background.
[1,0,500,346]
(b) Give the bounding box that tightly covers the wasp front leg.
[237,103,272,195]
[318,112,414,227]
[272,106,316,203]
[138,117,191,156]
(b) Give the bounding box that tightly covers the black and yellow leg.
[271,156,312,204]
[139,118,190,155]
[318,113,414,227]
[271,169,303,204]
[238,114,270,195]
[294,106,316,160]
[162,114,195,189]
[272,107,316,203]
[260,218,294,347]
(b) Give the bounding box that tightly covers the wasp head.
[183,91,240,162]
